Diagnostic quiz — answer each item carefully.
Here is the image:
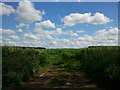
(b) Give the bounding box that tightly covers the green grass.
[2,46,48,89]
[2,46,120,89]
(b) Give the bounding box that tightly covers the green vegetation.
[73,47,120,89]
[2,46,120,89]
[2,46,48,89]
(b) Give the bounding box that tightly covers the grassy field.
[2,46,120,89]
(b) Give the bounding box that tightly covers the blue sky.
[1,0,120,2]
[0,0,118,48]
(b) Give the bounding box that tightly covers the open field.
[2,46,120,90]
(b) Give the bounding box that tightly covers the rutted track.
[8,63,102,90]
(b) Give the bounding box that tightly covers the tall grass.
[2,46,120,89]
[76,47,120,89]
[58,47,120,89]
[2,46,47,89]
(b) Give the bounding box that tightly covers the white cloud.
[62,12,112,26]
[16,0,45,23]
[9,35,19,39]
[94,27,118,42]
[54,28,63,35]
[3,0,119,2]
[2,40,46,47]
[16,23,28,28]
[0,28,16,34]
[2,38,11,41]
[54,0,59,1]
[76,30,85,33]
[90,13,112,25]
[35,27,78,37]
[2,27,118,48]
[35,20,55,28]
[76,0,81,2]
[65,30,78,36]
[81,0,119,2]
[17,29,23,32]
[54,0,81,2]
[77,37,85,40]
[76,27,118,46]
[96,27,118,36]
[0,3,15,15]
[23,33,38,40]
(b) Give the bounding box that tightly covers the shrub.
[2,46,47,89]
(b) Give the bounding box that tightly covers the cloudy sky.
[1,0,120,2]
[0,0,118,48]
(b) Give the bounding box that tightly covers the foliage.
[2,46,120,89]
[2,46,47,89]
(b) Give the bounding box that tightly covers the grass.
[2,46,48,89]
[2,46,120,89]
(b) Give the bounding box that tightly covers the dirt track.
[8,64,102,90]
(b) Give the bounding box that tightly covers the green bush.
[2,46,47,89]
[56,47,120,88]
[75,47,120,88]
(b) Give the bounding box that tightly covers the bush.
[75,47,120,89]
[2,46,47,89]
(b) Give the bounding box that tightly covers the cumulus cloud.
[65,30,78,36]
[23,33,38,40]
[94,27,118,42]
[54,0,59,1]
[0,3,15,15]
[35,20,55,28]
[9,35,19,39]
[0,28,16,34]
[76,30,86,33]
[2,40,46,47]
[2,38,11,41]
[35,27,78,37]
[76,27,118,46]
[54,0,81,2]
[62,12,112,26]
[2,27,118,48]
[81,0,119,2]
[17,29,23,32]
[96,28,118,36]
[16,0,45,23]
[16,23,28,28]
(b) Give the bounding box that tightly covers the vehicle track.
[7,63,102,90]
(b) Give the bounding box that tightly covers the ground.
[7,63,102,90]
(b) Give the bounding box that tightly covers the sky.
[1,0,120,2]
[0,0,118,48]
